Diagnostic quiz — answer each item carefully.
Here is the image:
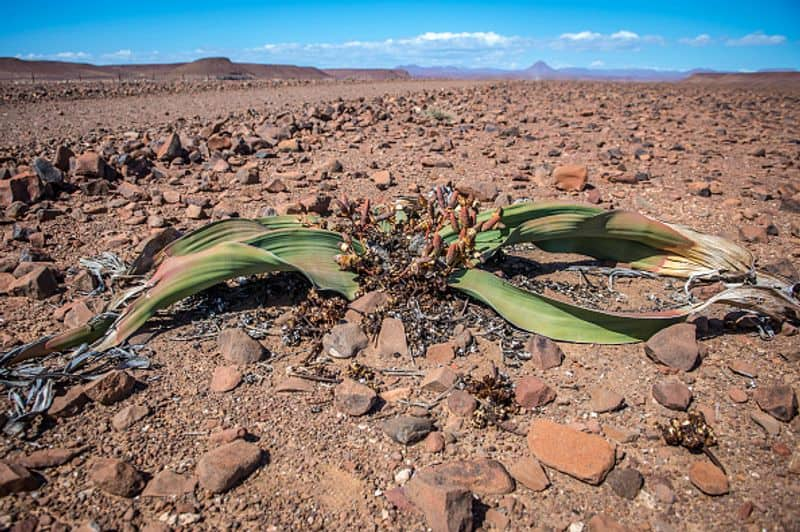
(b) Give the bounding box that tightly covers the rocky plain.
[0,77,798,531]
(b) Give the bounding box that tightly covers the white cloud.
[553,30,662,51]
[245,31,530,68]
[55,51,91,59]
[559,31,602,42]
[611,30,639,40]
[103,49,133,60]
[590,60,605,67]
[726,31,786,46]
[679,34,712,46]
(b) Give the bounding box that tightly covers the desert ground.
[0,77,798,531]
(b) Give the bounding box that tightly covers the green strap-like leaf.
[442,202,754,279]
[156,215,310,264]
[158,219,272,261]
[244,228,362,299]
[448,268,689,344]
[508,211,753,278]
[96,229,360,350]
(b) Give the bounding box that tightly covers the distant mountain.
[0,57,410,82]
[682,71,800,88]
[323,68,411,80]
[401,61,720,81]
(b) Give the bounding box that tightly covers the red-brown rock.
[508,456,550,492]
[405,473,472,532]
[209,365,243,393]
[88,458,145,497]
[335,378,377,416]
[0,173,43,206]
[421,459,515,495]
[196,440,263,493]
[527,419,615,485]
[8,265,58,300]
[754,383,798,421]
[644,323,699,371]
[218,328,265,364]
[652,379,692,411]
[526,334,564,370]
[689,461,729,495]
[553,164,588,191]
[515,376,556,408]
[16,447,85,469]
[0,462,41,496]
[142,471,197,497]
[84,370,135,405]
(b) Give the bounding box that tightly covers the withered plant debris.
[661,410,725,472]
[346,361,378,390]
[461,369,519,429]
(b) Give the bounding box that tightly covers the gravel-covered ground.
[0,79,798,531]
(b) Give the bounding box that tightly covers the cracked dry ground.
[0,79,799,531]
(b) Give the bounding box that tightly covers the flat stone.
[590,387,625,413]
[423,431,446,453]
[421,459,514,495]
[526,334,564,370]
[455,180,499,202]
[754,383,798,421]
[380,386,412,404]
[196,440,263,494]
[157,132,182,161]
[0,462,41,496]
[728,387,748,403]
[405,472,472,532]
[606,468,643,499]
[218,328,265,364]
[426,342,455,364]
[209,365,243,393]
[515,376,556,408]
[728,359,758,378]
[88,458,145,497]
[508,457,550,491]
[527,419,615,485]
[209,426,248,446]
[74,152,111,179]
[335,378,377,416]
[47,385,89,417]
[321,322,368,359]
[652,380,692,411]
[274,377,315,393]
[651,478,676,504]
[645,323,699,371]
[371,170,394,189]
[750,410,782,435]
[84,370,135,406]
[348,291,389,314]
[553,164,588,191]
[16,447,85,469]
[689,461,729,496]
[381,416,433,445]
[420,157,453,168]
[602,425,639,444]
[8,265,58,300]
[377,317,409,357]
[447,390,477,417]
[142,471,197,497]
[421,367,457,393]
[111,404,151,431]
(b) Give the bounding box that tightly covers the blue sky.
[2,0,798,71]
